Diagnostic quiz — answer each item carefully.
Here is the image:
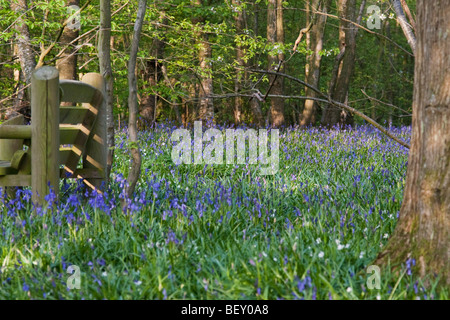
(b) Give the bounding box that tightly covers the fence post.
[81,73,107,191]
[31,66,60,206]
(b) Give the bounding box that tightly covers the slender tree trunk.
[56,0,79,83]
[267,0,285,126]
[198,38,214,121]
[192,0,214,121]
[140,0,166,126]
[249,0,264,126]
[400,0,416,30]
[321,0,358,127]
[300,0,330,126]
[99,0,115,181]
[140,48,163,125]
[10,0,35,96]
[126,0,146,201]
[9,45,26,119]
[391,0,416,54]
[385,18,395,126]
[376,0,450,286]
[250,99,264,127]
[233,0,245,124]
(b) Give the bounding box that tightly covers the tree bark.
[400,0,416,30]
[9,45,26,120]
[99,0,115,181]
[266,0,285,127]
[321,0,358,127]
[376,0,450,286]
[232,0,245,124]
[391,0,416,54]
[198,37,214,121]
[10,0,35,95]
[56,0,79,83]
[299,0,331,127]
[140,0,166,126]
[140,45,163,125]
[249,1,264,126]
[126,0,146,201]
[192,0,214,122]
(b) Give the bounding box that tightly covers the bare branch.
[249,69,410,149]
[361,89,412,116]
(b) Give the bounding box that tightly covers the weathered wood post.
[0,115,25,198]
[31,66,60,205]
[81,73,107,191]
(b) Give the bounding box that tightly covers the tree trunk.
[56,0,79,83]
[125,0,146,202]
[10,0,35,88]
[321,0,358,127]
[267,0,285,127]
[198,37,214,121]
[249,0,264,126]
[140,53,162,125]
[99,0,115,181]
[233,0,245,124]
[9,45,26,120]
[391,0,416,54]
[299,0,330,126]
[140,0,166,126]
[376,0,450,286]
[400,0,416,30]
[250,99,264,127]
[192,0,214,121]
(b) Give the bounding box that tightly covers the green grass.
[0,124,447,300]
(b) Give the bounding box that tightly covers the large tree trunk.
[125,0,146,201]
[299,0,330,126]
[376,0,449,286]
[267,0,285,127]
[99,0,115,181]
[321,0,358,127]
[56,0,79,83]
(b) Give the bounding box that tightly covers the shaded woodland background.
[0,0,415,129]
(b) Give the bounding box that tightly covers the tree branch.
[361,89,412,116]
[311,8,414,57]
[391,0,416,54]
[400,0,416,30]
[36,0,92,68]
[249,69,410,149]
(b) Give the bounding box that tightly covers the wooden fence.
[0,66,107,205]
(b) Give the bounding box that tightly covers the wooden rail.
[0,66,107,205]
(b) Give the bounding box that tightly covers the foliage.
[0,0,415,126]
[0,124,447,299]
